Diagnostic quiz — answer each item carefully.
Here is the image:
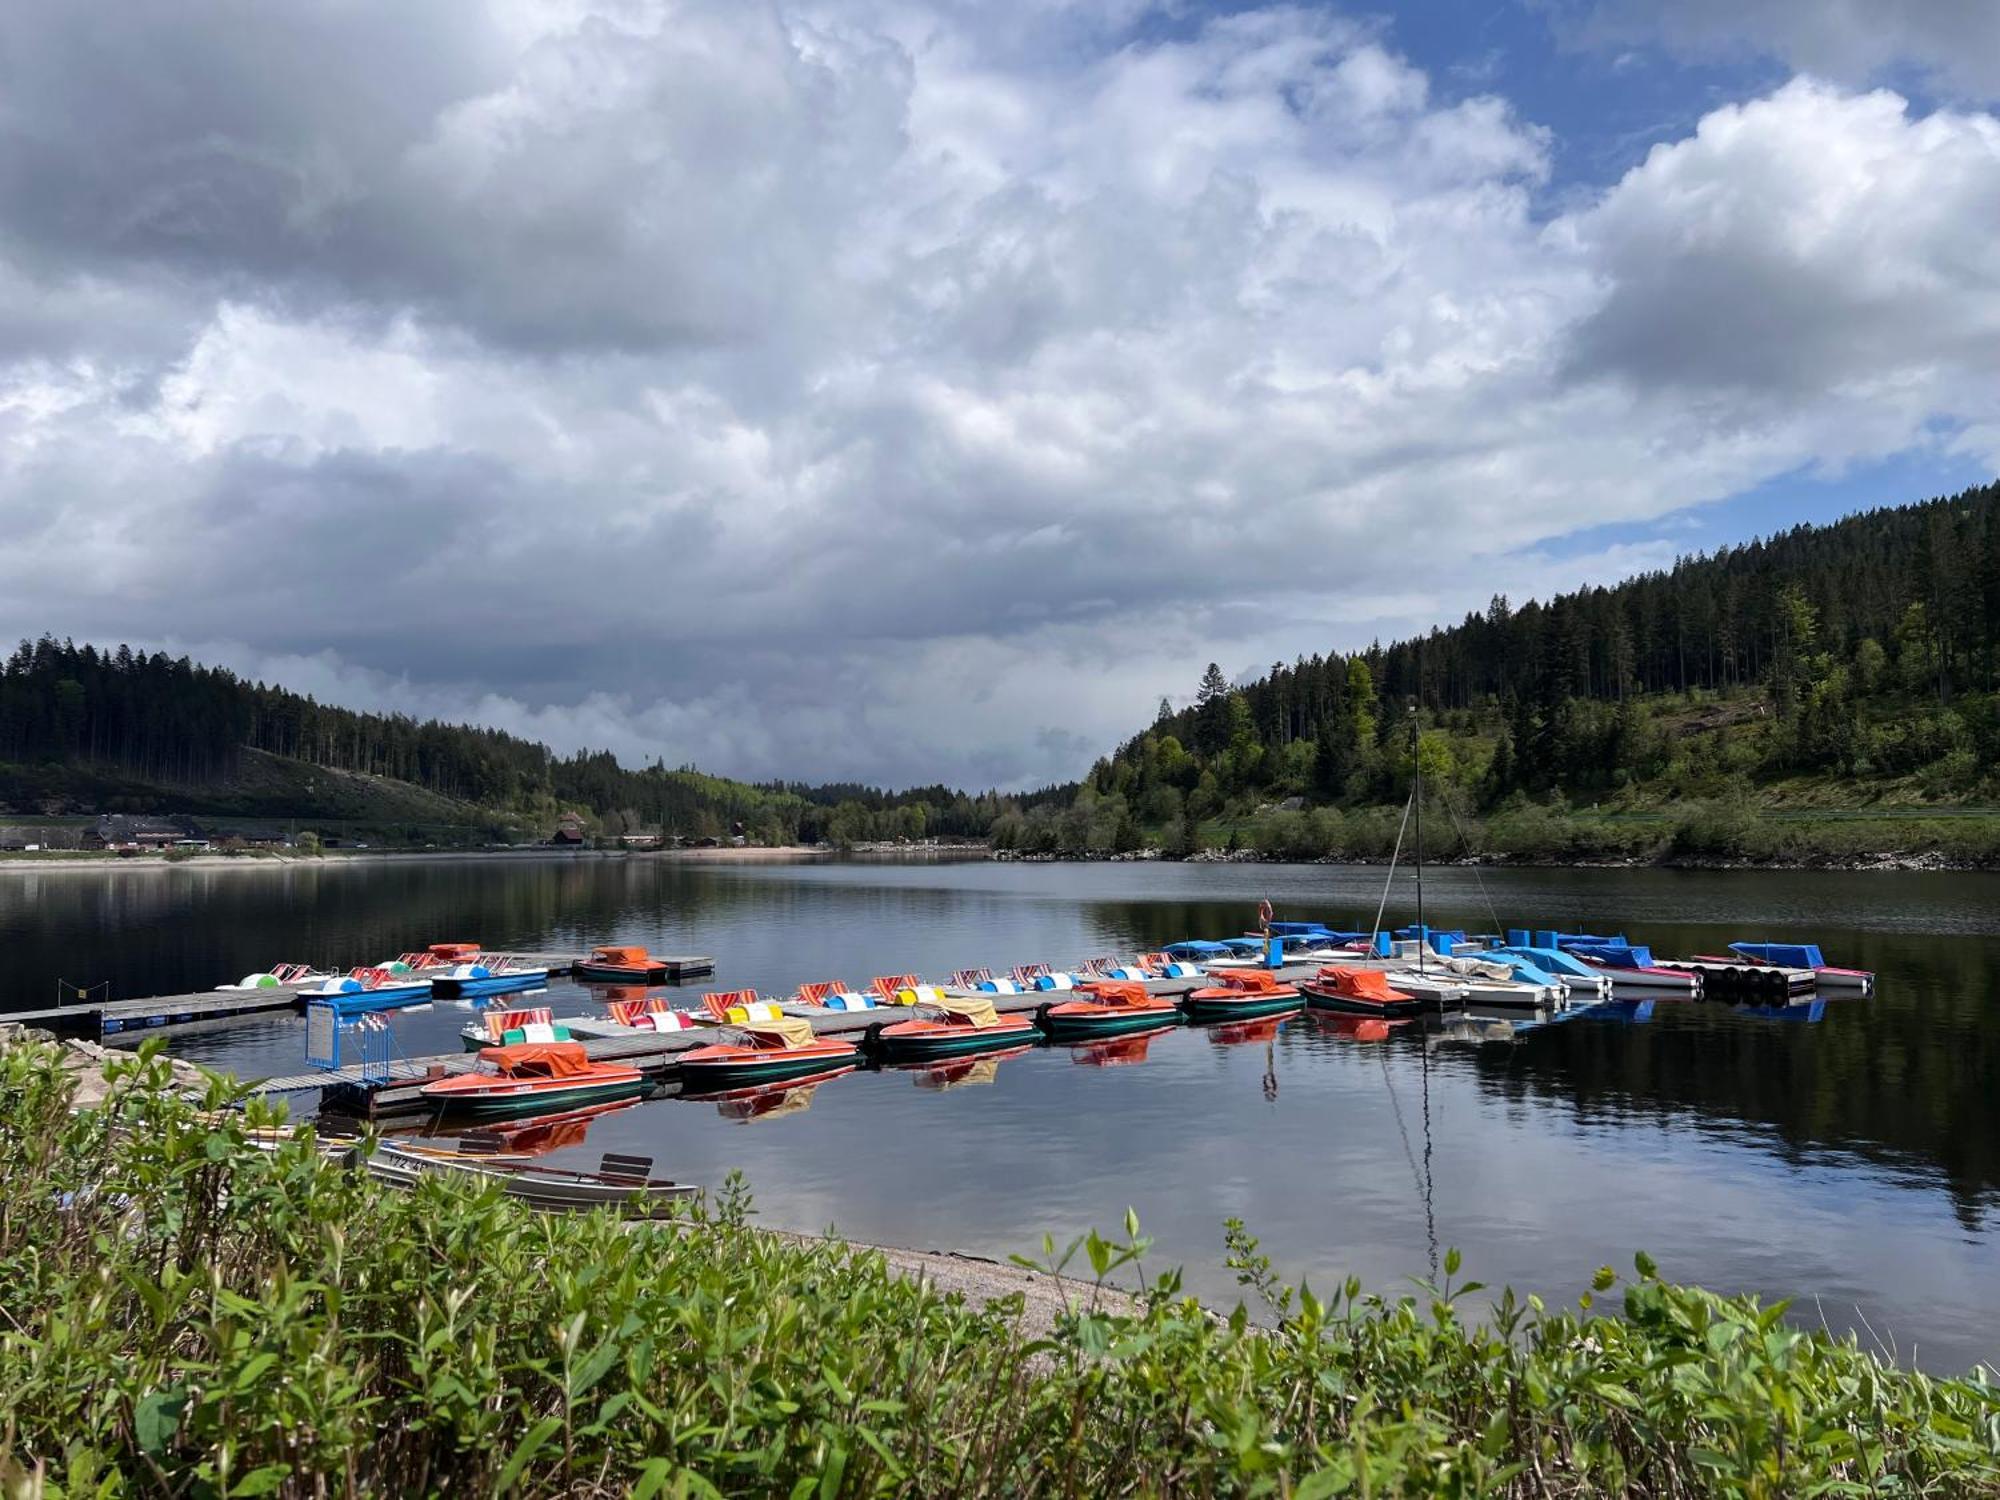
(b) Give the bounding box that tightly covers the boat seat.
[728,999,785,1023]
[896,984,948,1006]
[1102,964,1151,981]
[1034,972,1078,991]
[975,977,1023,994]
[637,1011,695,1032]
[825,991,876,1010]
[598,1152,653,1184]
[501,1023,572,1045]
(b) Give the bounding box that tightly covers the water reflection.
[6,855,1998,1369]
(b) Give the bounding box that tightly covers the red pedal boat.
[874,992,1038,1061]
[1179,968,1301,1022]
[1039,980,1180,1040]
[1298,965,1429,1019]
[677,1016,861,1088]
[420,1042,647,1119]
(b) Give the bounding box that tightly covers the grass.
[3,1038,1999,1496]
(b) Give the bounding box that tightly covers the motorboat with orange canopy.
[1179,968,1301,1023]
[873,990,1038,1061]
[575,945,671,982]
[1039,979,1181,1040]
[1299,966,1428,1018]
[677,1014,862,1088]
[420,1042,647,1118]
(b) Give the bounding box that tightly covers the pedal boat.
[1299,965,1430,1018]
[873,991,1038,1060]
[677,1016,862,1088]
[1179,968,1302,1022]
[1038,980,1181,1040]
[574,944,670,982]
[298,966,435,1014]
[420,1041,647,1119]
[428,960,553,999]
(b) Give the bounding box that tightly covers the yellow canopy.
[936,994,1001,1029]
[740,1015,816,1049]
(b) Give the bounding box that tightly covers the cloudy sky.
[3,0,1996,790]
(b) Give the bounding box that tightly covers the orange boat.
[1298,966,1427,1019]
[420,1042,647,1119]
[677,1014,862,1088]
[1180,968,1301,1022]
[1039,980,1180,1040]
[874,991,1038,1061]
[574,945,668,982]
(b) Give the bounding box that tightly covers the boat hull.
[306,982,435,1015]
[1180,992,1302,1023]
[575,962,666,983]
[677,1048,860,1088]
[431,971,551,999]
[873,1019,1040,1060]
[1036,1006,1180,1040]
[421,1076,647,1119]
[1298,981,1427,1019]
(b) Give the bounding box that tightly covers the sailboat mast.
[1412,701,1424,976]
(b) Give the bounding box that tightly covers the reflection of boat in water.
[1206,1011,1296,1045]
[904,1045,1034,1090]
[405,1097,640,1159]
[1730,999,1828,1024]
[1311,1011,1412,1044]
[1069,1033,1158,1067]
[708,1068,854,1121]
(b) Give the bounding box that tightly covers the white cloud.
[0,3,1995,789]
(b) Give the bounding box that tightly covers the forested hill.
[0,640,1009,843]
[1033,481,2000,858]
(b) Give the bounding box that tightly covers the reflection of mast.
[1379,1037,1438,1282]
[1263,1036,1277,1101]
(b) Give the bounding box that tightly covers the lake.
[5,853,1995,1372]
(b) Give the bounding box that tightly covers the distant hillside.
[991,481,2000,862]
[0,640,1004,845]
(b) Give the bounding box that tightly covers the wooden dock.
[2,949,714,1043]
[244,974,1233,1118]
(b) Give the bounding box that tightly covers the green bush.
[3,1041,1997,1496]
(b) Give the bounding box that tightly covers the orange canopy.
[1218,970,1285,993]
[1078,980,1152,1008]
[1317,967,1401,1001]
[482,1041,594,1078]
[592,945,652,966]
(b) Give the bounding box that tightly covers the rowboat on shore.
[1037,980,1181,1040]
[1179,969,1302,1023]
[874,992,1039,1060]
[677,1015,862,1088]
[420,1042,647,1118]
[363,1141,695,1214]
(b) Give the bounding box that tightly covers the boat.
[1179,969,1302,1022]
[874,993,1039,1060]
[1487,944,1614,998]
[1712,941,1875,995]
[419,1042,648,1118]
[1561,941,1704,994]
[574,945,670,982]
[787,979,883,1012]
[1299,965,1430,1018]
[363,1141,694,1214]
[1381,970,1474,1007]
[459,1004,573,1050]
[298,966,435,1014]
[428,959,554,999]
[1037,980,1181,1040]
[602,994,706,1031]
[215,962,330,992]
[677,1016,862,1088]
[1424,954,1565,1009]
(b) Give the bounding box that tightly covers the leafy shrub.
[3,1041,1997,1496]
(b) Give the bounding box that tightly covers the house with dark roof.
[82,815,196,850]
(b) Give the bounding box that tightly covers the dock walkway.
[5,950,714,1043]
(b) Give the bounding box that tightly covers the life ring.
[1257,898,1273,930]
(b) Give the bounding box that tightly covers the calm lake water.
[6,854,1996,1372]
